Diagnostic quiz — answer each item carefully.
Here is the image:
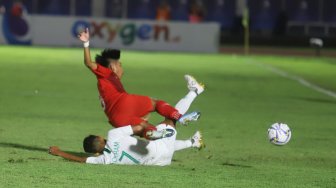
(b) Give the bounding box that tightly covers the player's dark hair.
[95,49,120,68]
[83,135,101,153]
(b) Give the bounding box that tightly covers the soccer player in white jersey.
[49,118,203,166]
[48,75,205,165]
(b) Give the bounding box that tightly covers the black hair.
[83,135,101,153]
[95,49,120,68]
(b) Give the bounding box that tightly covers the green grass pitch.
[0,46,335,187]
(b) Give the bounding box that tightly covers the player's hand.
[49,146,61,156]
[77,28,90,42]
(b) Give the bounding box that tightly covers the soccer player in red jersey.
[77,28,204,139]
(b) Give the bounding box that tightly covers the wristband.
[83,41,90,48]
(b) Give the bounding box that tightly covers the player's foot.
[184,74,205,95]
[178,111,201,125]
[191,131,205,150]
[146,129,175,140]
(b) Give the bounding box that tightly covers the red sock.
[143,125,157,140]
[155,100,182,120]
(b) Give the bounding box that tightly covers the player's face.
[96,136,106,152]
[115,61,124,79]
[109,61,124,79]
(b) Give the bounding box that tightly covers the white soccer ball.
[267,123,291,145]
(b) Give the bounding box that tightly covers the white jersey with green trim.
[86,125,176,166]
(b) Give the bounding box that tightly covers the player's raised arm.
[77,28,97,70]
[49,146,87,163]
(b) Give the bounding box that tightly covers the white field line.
[249,61,336,99]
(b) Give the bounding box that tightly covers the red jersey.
[91,64,153,127]
[91,64,127,120]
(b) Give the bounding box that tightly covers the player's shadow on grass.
[0,142,87,157]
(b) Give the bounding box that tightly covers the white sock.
[165,91,196,152]
[174,140,192,151]
[175,91,197,115]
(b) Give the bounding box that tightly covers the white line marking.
[250,61,336,99]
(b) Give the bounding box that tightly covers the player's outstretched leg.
[174,131,204,151]
[175,74,205,125]
[154,100,200,126]
[154,75,204,122]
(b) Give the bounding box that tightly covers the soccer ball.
[267,123,291,145]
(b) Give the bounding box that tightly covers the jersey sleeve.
[86,155,106,164]
[107,126,134,140]
[90,64,112,78]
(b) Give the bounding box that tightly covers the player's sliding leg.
[153,74,204,125]
[150,74,205,144]
[147,74,205,139]
[174,131,204,151]
[173,75,205,150]
[175,91,197,115]
[175,74,204,124]
[175,74,205,115]
[155,74,204,130]
[154,99,201,126]
[152,120,204,150]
